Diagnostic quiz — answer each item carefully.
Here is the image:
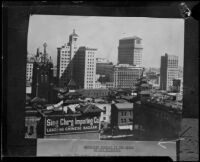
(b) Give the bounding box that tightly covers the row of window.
[60,60,70,63]
[86,77,94,81]
[87,68,94,71]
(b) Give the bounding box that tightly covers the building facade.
[31,43,55,103]
[26,56,35,94]
[118,36,143,66]
[114,64,143,88]
[73,47,97,89]
[57,29,79,87]
[26,57,35,83]
[133,100,182,137]
[111,103,133,131]
[160,53,179,91]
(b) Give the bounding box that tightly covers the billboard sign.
[44,115,100,135]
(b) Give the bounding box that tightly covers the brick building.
[111,103,133,131]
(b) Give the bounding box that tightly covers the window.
[103,117,106,120]
[121,119,124,123]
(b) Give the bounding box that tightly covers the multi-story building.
[31,43,55,103]
[26,56,35,94]
[118,36,143,66]
[111,103,133,131]
[57,29,79,87]
[114,64,143,89]
[73,47,97,89]
[160,53,179,91]
[26,57,35,83]
[133,100,182,138]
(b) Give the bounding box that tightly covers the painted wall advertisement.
[44,115,100,135]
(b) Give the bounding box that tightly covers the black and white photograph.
[25,15,183,142]
[3,1,199,160]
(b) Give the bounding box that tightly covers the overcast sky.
[28,15,184,68]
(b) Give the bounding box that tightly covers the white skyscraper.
[57,29,79,87]
[73,47,97,89]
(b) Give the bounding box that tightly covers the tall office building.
[118,36,143,66]
[26,55,35,94]
[57,29,79,87]
[114,64,143,89]
[160,53,179,91]
[73,47,97,89]
[26,56,35,83]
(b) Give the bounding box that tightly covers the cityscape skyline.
[28,15,184,68]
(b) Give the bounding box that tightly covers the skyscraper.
[118,36,143,66]
[160,53,179,91]
[73,47,97,89]
[57,29,79,87]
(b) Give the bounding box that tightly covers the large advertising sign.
[44,115,100,135]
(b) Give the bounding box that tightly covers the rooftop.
[115,64,143,69]
[115,103,133,110]
[78,104,103,114]
[120,36,142,40]
[79,46,97,51]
